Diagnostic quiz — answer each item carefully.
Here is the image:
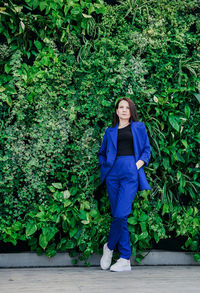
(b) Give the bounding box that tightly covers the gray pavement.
[0,266,199,293]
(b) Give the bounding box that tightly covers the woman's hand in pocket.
[136,159,145,170]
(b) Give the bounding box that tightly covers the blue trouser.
[105,155,139,260]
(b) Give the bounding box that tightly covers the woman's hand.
[136,159,145,170]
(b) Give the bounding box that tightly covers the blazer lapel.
[109,122,118,150]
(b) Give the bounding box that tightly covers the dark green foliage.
[0,0,199,264]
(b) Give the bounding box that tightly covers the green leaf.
[101,100,111,107]
[162,203,169,215]
[52,183,63,189]
[154,232,160,243]
[69,227,78,238]
[177,170,182,181]
[63,190,71,199]
[63,199,72,207]
[64,5,70,15]
[4,64,11,73]
[138,231,148,240]
[127,217,137,225]
[193,133,200,144]
[193,93,200,103]
[79,210,87,220]
[0,87,5,92]
[32,0,39,10]
[163,157,170,170]
[176,152,185,163]
[169,115,180,132]
[26,222,37,237]
[82,13,92,18]
[65,239,76,249]
[88,4,95,14]
[72,259,78,264]
[48,185,56,192]
[71,6,81,16]
[194,254,200,262]
[35,211,45,219]
[190,241,198,251]
[138,213,148,222]
[39,1,47,11]
[140,222,147,232]
[135,254,145,263]
[39,226,58,250]
[90,209,98,217]
[80,219,88,224]
[181,139,188,149]
[39,233,48,250]
[34,40,42,50]
[184,105,190,118]
[62,220,68,233]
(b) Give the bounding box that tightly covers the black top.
[117,124,135,156]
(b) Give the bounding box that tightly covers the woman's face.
[116,100,131,121]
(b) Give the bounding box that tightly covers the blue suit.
[98,120,151,260]
[98,120,151,191]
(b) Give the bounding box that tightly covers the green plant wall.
[0,0,199,264]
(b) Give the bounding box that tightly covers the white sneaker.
[100,243,114,270]
[110,257,131,272]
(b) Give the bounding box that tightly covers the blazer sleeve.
[138,123,151,167]
[98,128,108,167]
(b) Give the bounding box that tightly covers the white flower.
[180,126,184,133]
[153,95,158,103]
[20,21,25,30]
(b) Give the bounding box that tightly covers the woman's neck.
[118,120,130,129]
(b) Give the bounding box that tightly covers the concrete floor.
[0,266,199,293]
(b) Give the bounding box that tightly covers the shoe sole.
[110,267,131,272]
[100,266,110,270]
[100,258,112,270]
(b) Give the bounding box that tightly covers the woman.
[98,97,151,272]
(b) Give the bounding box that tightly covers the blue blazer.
[98,120,151,191]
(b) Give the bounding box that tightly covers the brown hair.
[112,97,139,127]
